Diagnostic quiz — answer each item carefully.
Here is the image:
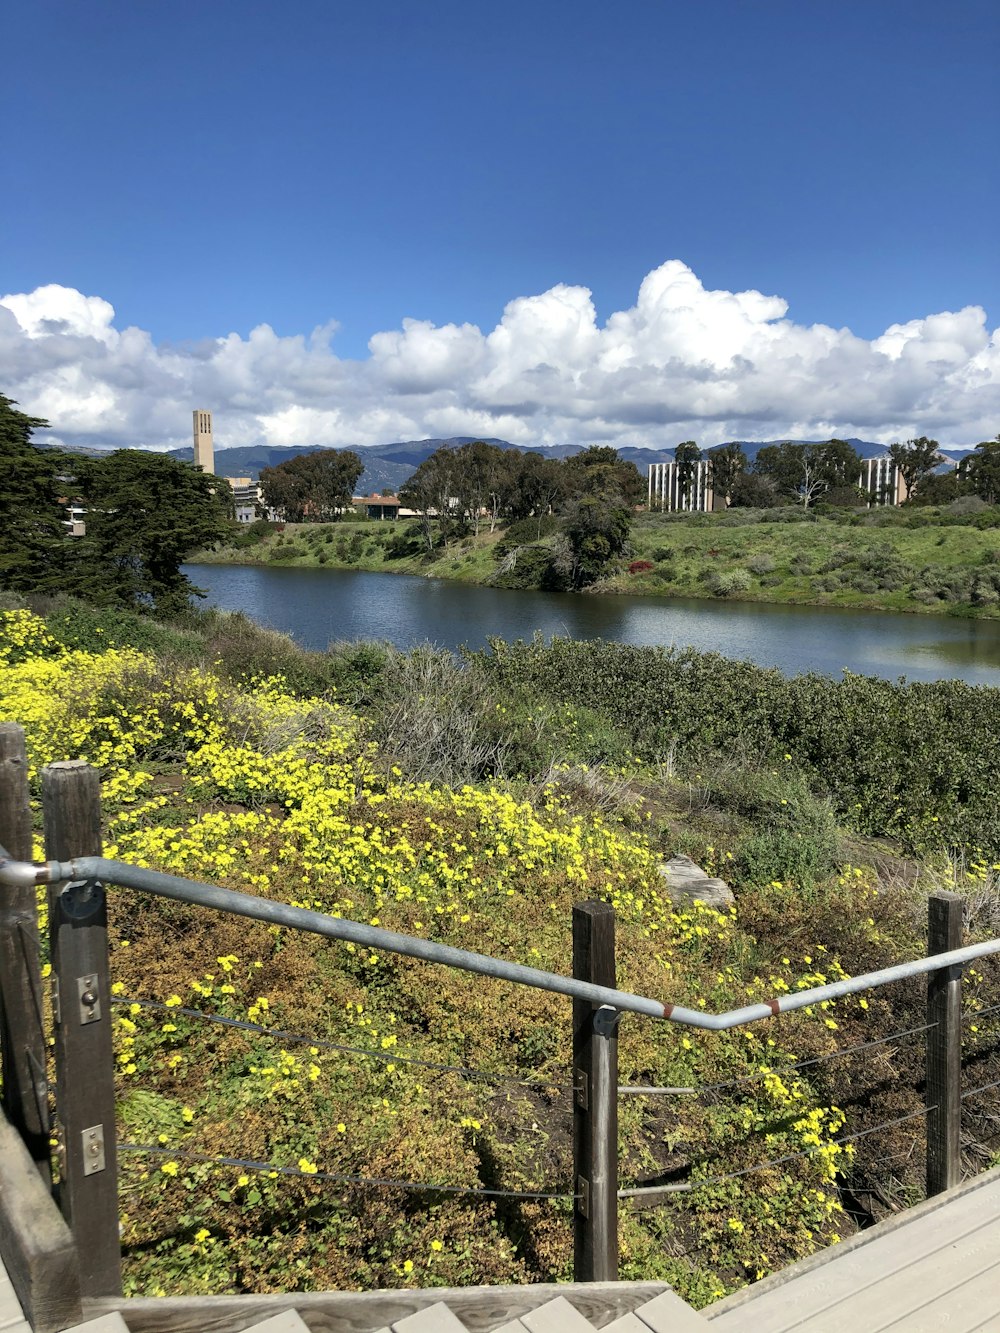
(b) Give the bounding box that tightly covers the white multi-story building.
[859,457,907,506]
[647,460,715,512]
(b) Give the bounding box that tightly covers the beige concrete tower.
[192,410,215,473]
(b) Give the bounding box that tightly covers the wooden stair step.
[391,1301,470,1331]
[598,1316,649,1333]
[517,1295,598,1331]
[609,1290,713,1332]
[235,1312,310,1332]
[707,1173,1000,1330]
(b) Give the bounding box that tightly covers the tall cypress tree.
[0,395,74,593]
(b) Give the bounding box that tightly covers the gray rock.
[658,853,735,911]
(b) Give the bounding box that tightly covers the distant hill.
[39,435,975,495]
[714,438,892,462]
[164,438,676,494]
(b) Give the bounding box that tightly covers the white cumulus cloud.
[2,262,997,454]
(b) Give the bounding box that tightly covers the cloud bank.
[2,261,997,454]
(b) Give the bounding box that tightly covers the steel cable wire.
[618,1105,933,1199]
[112,995,565,1089]
[116,1142,576,1200]
[618,1023,936,1097]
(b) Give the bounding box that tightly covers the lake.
[185,563,1000,684]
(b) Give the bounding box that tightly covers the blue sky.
[2,0,998,451]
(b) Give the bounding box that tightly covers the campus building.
[222,476,266,523]
[647,460,717,513]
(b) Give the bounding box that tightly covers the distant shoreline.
[192,511,1000,621]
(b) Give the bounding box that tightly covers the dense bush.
[476,636,1000,853]
[707,568,751,597]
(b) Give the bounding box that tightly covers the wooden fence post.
[572,900,619,1282]
[43,761,122,1296]
[0,723,51,1184]
[926,889,963,1197]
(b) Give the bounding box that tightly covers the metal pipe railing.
[0,847,670,1020]
[3,845,1000,1029]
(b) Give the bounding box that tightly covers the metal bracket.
[76,974,101,1024]
[60,878,104,921]
[81,1124,106,1176]
[574,1067,588,1110]
[593,1004,621,1038]
[576,1175,590,1218]
[51,977,60,1025]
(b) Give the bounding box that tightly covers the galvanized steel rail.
[3,846,1000,1028]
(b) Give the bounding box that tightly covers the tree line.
[259,450,364,522]
[1,395,232,615]
[397,442,646,588]
[672,435,1000,509]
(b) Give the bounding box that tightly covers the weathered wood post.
[926,889,963,1197]
[572,900,619,1281]
[0,723,51,1183]
[43,761,122,1296]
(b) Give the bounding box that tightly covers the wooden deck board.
[876,1259,1000,1332]
[707,1170,1000,1331]
[0,1250,30,1333]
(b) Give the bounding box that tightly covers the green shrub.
[204,613,336,695]
[474,636,1000,852]
[491,546,554,590]
[747,554,776,575]
[708,569,751,597]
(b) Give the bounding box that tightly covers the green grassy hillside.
[196,505,1000,617]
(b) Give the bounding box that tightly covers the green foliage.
[889,436,941,501]
[203,612,339,696]
[754,440,861,508]
[707,568,751,597]
[559,494,633,588]
[490,545,555,590]
[707,443,748,503]
[260,451,364,523]
[960,436,1000,505]
[16,605,1000,1303]
[560,445,646,506]
[0,406,233,616]
[475,635,1000,853]
[80,450,234,615]
[0,394,71,592]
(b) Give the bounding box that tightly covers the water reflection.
[185,564,1000,685]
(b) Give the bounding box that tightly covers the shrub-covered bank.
[196,502,1000,618]
[3,599,1000,1305]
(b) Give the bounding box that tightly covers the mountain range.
[40,435,974,495]
[166,435,963,495]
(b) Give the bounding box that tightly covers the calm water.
[185,563,1000,684]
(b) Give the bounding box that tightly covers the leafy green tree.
[888,436,941,501]
[708,443,748,506]
[673,441,702,503]
[959,435,1000,504]
[755,439,861,507]
[728,471,783,509]
[561,446,645,506]
[450,442,517,535]
[260,450,363,522]
[0,395,75,593]
[558,493,632,589]
[78,451,233,615]
[399,448,465,550]
[507,453,568,534]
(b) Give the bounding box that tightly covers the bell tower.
[192,410,215,473]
